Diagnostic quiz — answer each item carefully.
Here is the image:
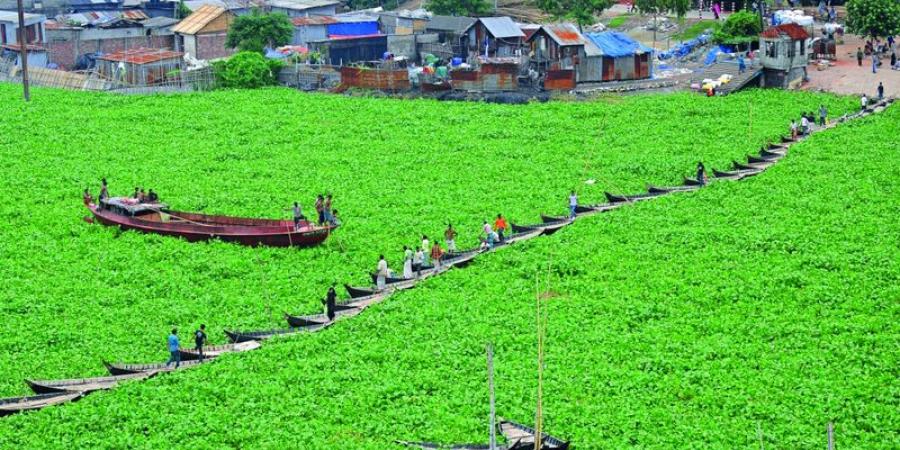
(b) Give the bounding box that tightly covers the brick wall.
[196,33,233,61]
[47,34,176,70]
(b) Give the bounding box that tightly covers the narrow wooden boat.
[647,184,701,194]
[500,419,570,450]
[442,248,482,268]
[27,372,155,394]
[491,228,542,248]
[103,358,210,376]
[712,168,762,180]
[85,197,335,248]
[760,148,786,158]
[604,191,665,203]
[732,161,771,171]
[0,392,82,417]
[508,215,572,236]
[397,441,491,449]
[179,341,261,361]
[345,284,376,299]
[574,203,623,215]
[780,135,795,143]
[683,177,704,186]
[224,322,332,344]
[766,142,787,151]
[747,154,780,163]
[284,313,330,328]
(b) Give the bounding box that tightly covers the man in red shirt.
[494,214,508,242]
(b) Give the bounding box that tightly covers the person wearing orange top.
[494,214,508,242]
[430,240,444,269]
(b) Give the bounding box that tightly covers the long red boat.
[85,197,335,247]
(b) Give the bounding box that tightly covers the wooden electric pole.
[16,0,30,101]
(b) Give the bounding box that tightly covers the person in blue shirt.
[738,55,746,74]
[165,328,180,368]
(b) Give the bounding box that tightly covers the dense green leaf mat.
[2,86,894,448]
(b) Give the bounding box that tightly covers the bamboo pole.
[487,343,497,450]
[16,0,30,101]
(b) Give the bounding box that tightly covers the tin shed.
[584,31,652,82]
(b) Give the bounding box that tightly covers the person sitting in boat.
[479,237,489,251]
[376,255,389,290]
[403,246,414,279]
[330,209,341,227]
[323,194,333,224]
[147,189,159,203]
[322,284,337,322]
[697,162,707,185]
[430,240,444,269]
[494,214,508,242]
[133,187,140,199]
[99,178,109,201]
[483,221,495,249]
[83,188,93,205]
[139,189,148,203]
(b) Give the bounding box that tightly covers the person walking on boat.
[444,223,457,252]
[99,178,109,201]
[403,246,414,279]
[165,328,180,369]
[697,162,707,185]
[483,221,495,249]
[376,255,389,290]
[568,191,578,219]
[194,325,207,361]
[800,113,809,135]
[494,214,508,243]
[323,284,337,322]
[413,247,425,271]
[430,240,444,269]
[421,235,430,266]
[314,195,325,225]
[147,189,159,203]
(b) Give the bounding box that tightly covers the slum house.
[759,23,809,89]
[96,47,182,84]
[308,34,386,66]
[267,0,339,18]
[0,10,48,67]
[66,0,124,12]
[45,14,177,70]
[461,17,525,59]
[422,14,473,58]
[184,0,263,16]
[290,13,379,46]
[584,31,652,82]
[376,11,428,36]
[526,22,605,85]
[172,4,234,60]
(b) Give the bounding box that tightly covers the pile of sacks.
[773,10,814,26]
[700,73,733,91]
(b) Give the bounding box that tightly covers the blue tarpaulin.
[327,22,379,38]
[585,32,653,58]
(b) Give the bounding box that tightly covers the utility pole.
[16,0,30,101]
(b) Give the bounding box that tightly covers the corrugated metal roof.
[292,15,338,26]
[142,16,179,28]
[267,0,339,11]
[120,10,149,20]
[172,4,226,34]
[528,23,586,46]
[585,31,652,57]
[184,0,262,11]
[761,23,809,40]
[98,47,183,64]
[427,15,475,33]
[0,10,44,23]
[465,17,524,39]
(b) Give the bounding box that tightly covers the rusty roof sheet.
[98,47,183,64]
[121,10,149,20]
[464,17,524,39]
[292,15,338,26]
[529,23,586,46]
[761,23,809,40]
[172,4,226,34]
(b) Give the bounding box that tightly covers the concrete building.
[266,0,338,18]
[760,23,809,89]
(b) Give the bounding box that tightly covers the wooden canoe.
[604,191,666,203]
[442,249,482,268]
[732,160,772,171]
[574,203,623,215]
[780,135,795,143]
[508,215,571,236]
[179,341,261,361]
[760,148,787,158]
[103,358,210,376]
[500,419,570,450]
[0,392,83,417]
[284,313,330,328]
[224,322,332,344]
[345,284,377,299]
[747,154,780,163]
[647,184,701,194]
[397,441,492,449]
[683,177,704,186]
[26,372,155,394]
[86,198,335,248]
[712,168,762,180]
[491,228,542,248]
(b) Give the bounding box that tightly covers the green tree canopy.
[712,10,762,45]
[225,9,294,54]
[535,0,613,27]
[846,0,900,39]
[213,51,284,89]
[426,0,491,16]
[634,0,690,18]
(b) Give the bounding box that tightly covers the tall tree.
[535,0,613,28]
[426,0,492,16]
[634,0,690,47]
[225,9,294,54]
[712,10,762,47]
[845,0,900,39]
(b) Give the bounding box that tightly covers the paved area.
[802,34,899,98]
